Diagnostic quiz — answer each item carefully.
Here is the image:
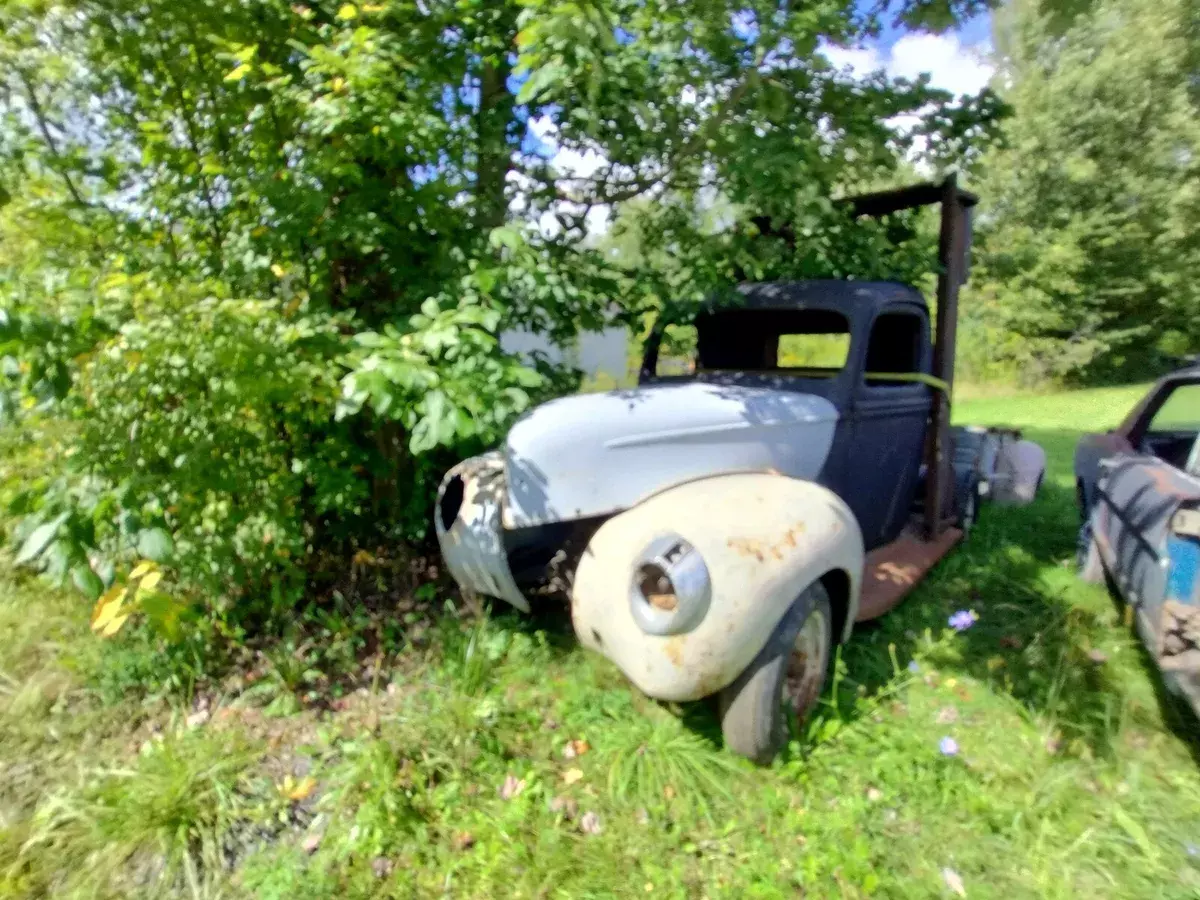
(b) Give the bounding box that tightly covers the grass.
[3,383,1200,898]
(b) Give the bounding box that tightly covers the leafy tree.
[0,0,1002,620]
[967,0,1200,383]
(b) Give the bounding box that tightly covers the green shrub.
[8,292,551,632]
[81,300,358,599]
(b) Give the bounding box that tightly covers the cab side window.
[1146,383,1200,435]
[863,311,926,387]
[1140,382,1200,470]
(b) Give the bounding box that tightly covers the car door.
[840,305,933,550]
[1094,380,1200,651]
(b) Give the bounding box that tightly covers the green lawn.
[3,383,1200,899]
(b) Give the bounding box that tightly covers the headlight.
[629,535,711,635]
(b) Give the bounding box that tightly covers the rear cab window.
[862,310,928,387]
[692,308,851,376]
[652,324,698,377]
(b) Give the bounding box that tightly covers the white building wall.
[500,326,630,382]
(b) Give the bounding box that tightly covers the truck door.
[843,306,933,550]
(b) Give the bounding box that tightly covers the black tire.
[718,583,832,764]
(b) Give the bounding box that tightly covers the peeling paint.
[873,561,920,586]
[1160,600,1200,672]
[664,637,685,668]
[727,522,808,563]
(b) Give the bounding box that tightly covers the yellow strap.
[864,372,950,392]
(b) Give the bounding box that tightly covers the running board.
[856,528,963,622]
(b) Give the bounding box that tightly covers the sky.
[518,9,996,237]
[523,9,997,159]
[822,11,995,95]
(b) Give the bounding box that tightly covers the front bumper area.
[434,453,530,612]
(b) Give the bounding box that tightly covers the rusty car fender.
[570,472,863,703]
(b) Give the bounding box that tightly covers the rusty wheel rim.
[782,608,829,719]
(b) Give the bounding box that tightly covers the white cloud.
[822,32,993,96]
[528,115,608,179]
[517,115,615,238]
[821,44,885,78]
[819,33,993,174]
[534,202,611,240]
[888,33,994,95]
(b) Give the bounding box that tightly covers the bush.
[10,299,361,616]
[9,291,553,632]
[85,298,368,604]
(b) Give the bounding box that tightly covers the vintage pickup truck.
[435,179,1045,761]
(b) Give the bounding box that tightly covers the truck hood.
[502,382,839,528]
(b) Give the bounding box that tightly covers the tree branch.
[16,68,89,209]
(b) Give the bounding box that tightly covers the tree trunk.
[475,55,514,232]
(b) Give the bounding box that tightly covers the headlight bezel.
[628,534,711,636]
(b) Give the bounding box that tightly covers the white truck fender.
[570,472,864,703]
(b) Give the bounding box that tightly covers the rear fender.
[570,473,863,702]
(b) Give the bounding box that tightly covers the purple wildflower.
[939,736,959,756]
[948,609,978,632]
[907,660,921,673]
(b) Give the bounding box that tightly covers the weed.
[314,734,428,860]
[593,710,745,815]
[11,730,258,897]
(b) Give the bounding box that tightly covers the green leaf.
[136,527,175,563]
[475,268,497,294]
[94,557,116,588]
[336,3,358,19]
[488,226,521,251]
[224,63,251,82]
[15,513,68,565]
[1113,806,1161,864]
[71,563,105,600]
[512,366,544,388]
[44,540,72,580]
[515,64,564,104]
[140,591,185,641]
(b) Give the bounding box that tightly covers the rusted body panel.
[857,528,962,621]
[1076,371,1200,717]
[570,473,862,703]
[1075,431,1134,510]
[1090,458,1200,711]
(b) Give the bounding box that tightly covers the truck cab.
[639,280,934,551]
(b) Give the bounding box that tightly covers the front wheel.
[718,583,832,764]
